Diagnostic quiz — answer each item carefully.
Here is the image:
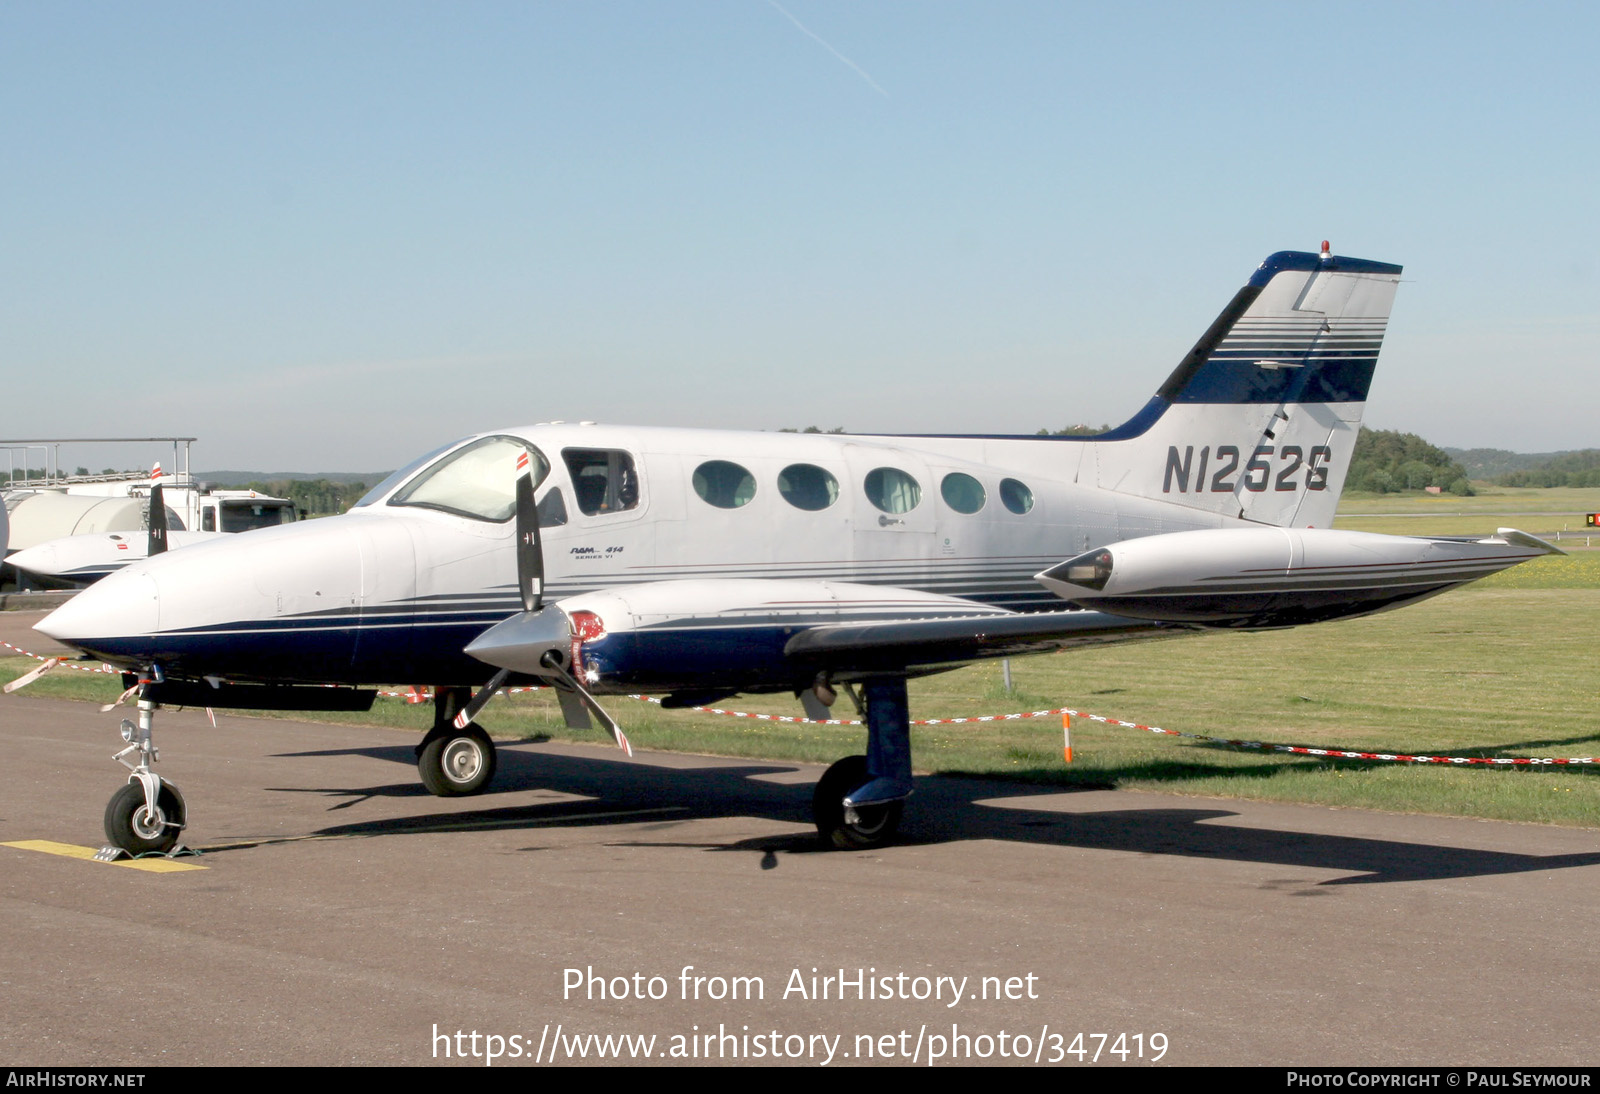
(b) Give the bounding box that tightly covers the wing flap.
[782,609,1185,671]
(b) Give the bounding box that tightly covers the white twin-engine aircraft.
[36,246,1560,855]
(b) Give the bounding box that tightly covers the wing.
[464,577,1186,695]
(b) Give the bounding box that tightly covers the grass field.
[5,489,1597,828]
[1335,485,1600,540]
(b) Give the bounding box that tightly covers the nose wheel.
[105,781,184,856]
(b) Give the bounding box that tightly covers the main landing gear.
[812,678,914,851]
[415,687,498,797]
[101,697,188,858]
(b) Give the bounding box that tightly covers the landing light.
[1061,548,1113,591]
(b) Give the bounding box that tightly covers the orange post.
[1062,712,1073,763]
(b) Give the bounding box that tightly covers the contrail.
[768,1,889,97]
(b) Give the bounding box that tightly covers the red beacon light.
[1320,240,1332,262]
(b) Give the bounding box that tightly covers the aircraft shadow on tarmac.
[250,738,1600,887]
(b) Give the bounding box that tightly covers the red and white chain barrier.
[2,640,117,674]
[5,641,1593,765]
[619,698,1600,767]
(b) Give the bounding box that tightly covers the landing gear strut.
[813,678,912,850]
[102,697,187,856]
[416,687,498,796]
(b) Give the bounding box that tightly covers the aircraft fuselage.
[41,422,1238,689]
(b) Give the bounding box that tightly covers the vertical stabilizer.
[1086,248,1401,528]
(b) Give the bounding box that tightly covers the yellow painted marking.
[3,840,206,872]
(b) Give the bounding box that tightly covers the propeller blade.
[515,449,543,613]
[538,652,631,756]
[147,481,169,556]
[452,668,510,729]
[570,678,632,757]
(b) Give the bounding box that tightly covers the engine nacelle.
[1035,526,1560,628]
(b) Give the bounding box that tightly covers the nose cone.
[36,569,160,654]
[7,542,60,579]
[34,518,373,678]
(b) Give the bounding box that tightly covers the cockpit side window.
[562,449,640,516]
[388,436,550,522]
[537,487,569,528]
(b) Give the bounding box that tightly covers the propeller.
[147,463,169,556]
[516,448,543,612]
[454,449,631,756]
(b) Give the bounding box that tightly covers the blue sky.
[3,2,1596,473]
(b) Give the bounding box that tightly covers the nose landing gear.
[99,697,188,859]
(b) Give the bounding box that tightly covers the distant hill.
[1444,448,1575,479]
[1444,448,1600,487]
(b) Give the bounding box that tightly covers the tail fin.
[1086,246,1402,528]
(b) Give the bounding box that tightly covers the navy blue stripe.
[1171,357,1377,405]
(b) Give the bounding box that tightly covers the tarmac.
[2,659,1598,1066]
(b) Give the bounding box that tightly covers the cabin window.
[777,464,839,511]
[201,509,216,532]
[389,435,550,522]
[537,487,568,528]
[864,467,921,514]
[940,473,985,514]
[1000,478,1034,514]
[692,460,756,509]
[563,448,640,516]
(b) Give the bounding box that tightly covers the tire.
[813,755,903,851]
[418,724,497,796]
[104,782,182,856]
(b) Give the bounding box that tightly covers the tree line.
[1484,450,1600,488]
[241,479,370,516]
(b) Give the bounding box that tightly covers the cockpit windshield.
[352,440,461,508]
[386,435,550,522]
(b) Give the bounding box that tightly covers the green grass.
[5,486,1597,828]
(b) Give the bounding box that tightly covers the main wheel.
[104,782,182,856]
[418,724,497,796]
[813,755,903,850]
